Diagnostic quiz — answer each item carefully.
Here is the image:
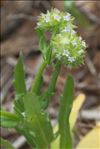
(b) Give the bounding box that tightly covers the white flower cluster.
[36,8,74,32]
[36,8,87,67]
[51,32,86,67]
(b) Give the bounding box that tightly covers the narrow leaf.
[14,53,26,94]
[59,74,74,149]
[14,53,26,113]
[51,94,85,149]
[0,111,20,128]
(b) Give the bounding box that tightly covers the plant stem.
[42,61,61,108]
[31,60,47,94]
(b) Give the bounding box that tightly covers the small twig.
[80,109,100,120]
[86,54,97,76]
[12,136,26,149]
[0,78,12,103]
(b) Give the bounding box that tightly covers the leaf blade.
[14,54,26,113]
[0,111,20,128]
[59,74,74,149]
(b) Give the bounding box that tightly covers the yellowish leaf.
[69,93,85,130]
[51,93,85,149]
[76,123,100,149]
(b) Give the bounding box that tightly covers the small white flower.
[62,27,71,33]
[44,16,50,22]
[63,13,71,21]
[56,53,61,60]
[54,15,61,21]
[63,50,70,57]
[82,41,86,47]
[72,41,77,46]
[68,56,75,62]
[78,50,84,55]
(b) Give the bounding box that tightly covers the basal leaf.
[0,111,20,128]
[23,93,54,149]
[59,74,74,149]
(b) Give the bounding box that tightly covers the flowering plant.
[1,9,86,149]
[36,8,86,67]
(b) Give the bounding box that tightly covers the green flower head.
[51,32,86,67]
[36,8,87,68]
[36,8,75,33]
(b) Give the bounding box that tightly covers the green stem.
[60,119,72,149]
[42,61,61,108]
[31,60,47,94]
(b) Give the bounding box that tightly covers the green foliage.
[51,94,86,149]
[0,111,20,128]
[14,53,26,114]
[36,8,86,67]
[23,93,54,149]
[14,53,26,95]
[0,9,87,149]
[59,74,74,149]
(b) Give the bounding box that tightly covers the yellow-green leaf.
[69,93,85,130]
[76,123,100,149]
[51,93,85,149]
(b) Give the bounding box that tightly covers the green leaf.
[23,93,54,149]
[59,74,74,149]
[14,53,26,113]
[14,53,26,95]
[0,111,20,128]
[51,94,85,149]
[1,137,15,149]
